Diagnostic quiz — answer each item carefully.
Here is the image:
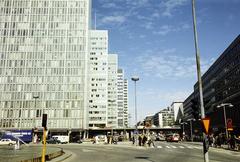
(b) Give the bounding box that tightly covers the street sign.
[202,117,210,135]
[227,118,233,131]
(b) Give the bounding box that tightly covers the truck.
[52,135,69,144]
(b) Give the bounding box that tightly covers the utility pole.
[191,0,209,161]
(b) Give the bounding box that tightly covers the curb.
[50,151,73,162]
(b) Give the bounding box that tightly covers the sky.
[92,0,240,125]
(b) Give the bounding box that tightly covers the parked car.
[46,138,61,144]
[156,134,166,141]
[0,138,17,146]
[166,133,180,142]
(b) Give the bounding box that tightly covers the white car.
[0,139,17,146]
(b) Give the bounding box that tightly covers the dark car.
[46,138,61,144]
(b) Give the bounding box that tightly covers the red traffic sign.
[227,118,233,131]
[202,117,210,135]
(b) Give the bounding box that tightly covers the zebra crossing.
[156,144,201,150]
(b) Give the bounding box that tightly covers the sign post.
[41,114,47,162]
[227,118,233,131]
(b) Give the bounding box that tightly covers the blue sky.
[92,0,240,125]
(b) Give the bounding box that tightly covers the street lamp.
[180,122,187,138]
[217,103,233,139]
[187,118,196,142]
[131,76,139,145]
[131,76,139,127]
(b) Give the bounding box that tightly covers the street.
[60,142,240,162]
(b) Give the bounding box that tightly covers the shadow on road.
[135,156,155,162]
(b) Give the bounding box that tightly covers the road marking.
[166,146,170,148]
[187,146,194,149]
[179,146,185,148]
[171,146,177,148]
[82,149,94,152]
[157,146,162,148]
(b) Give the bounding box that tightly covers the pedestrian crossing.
[156,144,201,149]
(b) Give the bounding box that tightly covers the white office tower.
[123,79,129,127]
[117,69,125,128]
[0,0,91,130]
[107,54,118,128]
[88,30,108,128]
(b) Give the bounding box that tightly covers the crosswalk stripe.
[166,146,170,148]
[179,146,185,148]
[157,146,162,148]
[171,146,177,148]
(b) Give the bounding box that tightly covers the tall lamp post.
[217,103,233,139]
[187,118,196,142]
[131,76,139,145]
[191,0,209,161]
[131,76,139,127]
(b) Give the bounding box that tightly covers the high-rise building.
[88,30,108,128]
[123,79,129,127]
[0,0,91,130]
[117,69,125,128]
[107,54,118,128]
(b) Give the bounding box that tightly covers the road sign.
[202,117,210,135]
[227,118,233,131]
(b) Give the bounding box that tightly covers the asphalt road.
[59,142,240,162]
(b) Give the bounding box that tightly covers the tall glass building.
[0,0,91,130]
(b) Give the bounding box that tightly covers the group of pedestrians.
[209,133,240,150]
[132,132,156,147]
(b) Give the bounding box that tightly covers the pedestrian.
[132,135,135,145]
[229,134,236,150]
[142,134,147,146]
[138,134,142,146]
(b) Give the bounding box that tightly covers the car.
[46,138,61,144]
[156,134,166,141]
[166,133,180,142]
[0,138,17,146]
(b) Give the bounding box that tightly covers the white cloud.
[136,49,214,79]
[161,0,188,17]
[153,23,191,35]
[101,2,119,9]
[100,15,126,25]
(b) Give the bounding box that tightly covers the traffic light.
[42,114,47,129]
[191,99,200,120]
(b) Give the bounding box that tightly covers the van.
[52,135,69,144]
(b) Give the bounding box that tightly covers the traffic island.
[0,145,64,162]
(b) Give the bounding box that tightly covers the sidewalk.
[185,141,240,152]
[0,145,63,162]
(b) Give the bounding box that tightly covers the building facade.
[0,0,91,130]
[183,35,240,135]
[123,79,129,127]
[88,30,108,128]
[117,69,124,128]
[107,54,118,128]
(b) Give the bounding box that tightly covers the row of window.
[0,83,83,92]
[0,118,83,128]
[0,100,83,109]
[0,91,84,100]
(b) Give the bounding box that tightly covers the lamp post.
[131,76,139,127]
[217,103,233,139]
[187,118,196,142]
[191,0,209,161]
[181,122,187,140]
[131,76,139,145]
